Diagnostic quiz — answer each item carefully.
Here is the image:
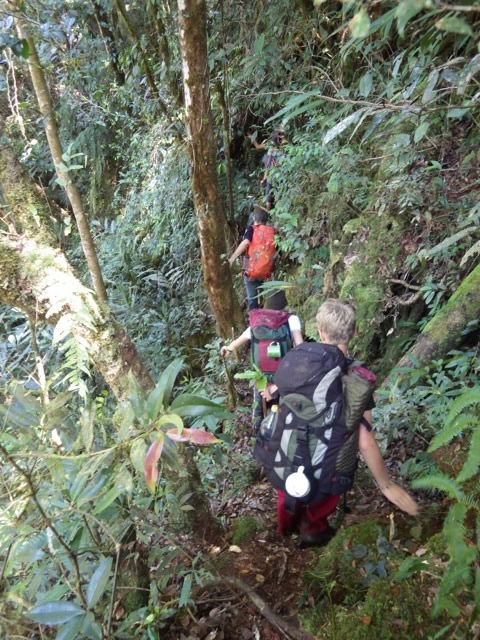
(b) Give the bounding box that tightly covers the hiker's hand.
[381,483,420,516]
[227,256,235,267]
[261,383,278,402]
[220,346,233,357]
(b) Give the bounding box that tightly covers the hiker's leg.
[301,494,340,536]
[277,490,301,535]
[243,276,263,310]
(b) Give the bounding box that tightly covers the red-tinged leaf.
[144,437,164,492]
[183,428,220,446]
[166,429,189,442]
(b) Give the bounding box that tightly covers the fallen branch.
[388,278,422,291]
[210,576,320,640]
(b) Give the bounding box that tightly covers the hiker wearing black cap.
[228,206,277,310]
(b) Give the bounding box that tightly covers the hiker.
[246,129,288,210]
[220,290,303,429]
[228,206,276,310]
[255,298,419,548]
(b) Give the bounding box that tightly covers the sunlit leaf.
[414,121,429,143]
[130,438,148,474]
[395,0,426,37]
[157,413,184,431]
[179,573,192,608]
[349,9,371,39]
[27,601,85,626]
[435,16,473,37]
[358,71,373,97]
[323,107,371,145]
[144,435,164,492]
[86,557,112,608]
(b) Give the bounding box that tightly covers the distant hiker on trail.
[246,129,288,210]
[255,299,419,549]
[228,206,276,310]
[220,290,303,430]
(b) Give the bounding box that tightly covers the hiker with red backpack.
[220,291,303,429]
[255,299,419,548]
[228,206,276,310]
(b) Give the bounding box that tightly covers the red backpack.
[249,309,292,376]
[245,225,276,280]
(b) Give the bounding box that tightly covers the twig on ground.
[208,576,320,640]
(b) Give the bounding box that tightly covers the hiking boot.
[298,526,336,549]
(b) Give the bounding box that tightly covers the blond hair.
[316,299,356,345]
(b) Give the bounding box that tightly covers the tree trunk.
[113,0,170,117]
[12,9,108,304]
[177,0,242,338]
[90,0,126,86]
[0,136,221,539]
[385,263,480,385]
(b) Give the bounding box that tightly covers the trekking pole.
[221,353,238,410]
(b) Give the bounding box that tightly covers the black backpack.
[254,342,376,504]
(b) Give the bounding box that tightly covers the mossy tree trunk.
[177,0,243,339]
[0,135,221,540]
[388,263,480,380]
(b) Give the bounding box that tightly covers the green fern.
[428,413,476,452]
[412,472,464,502]
[444,386,480,426]
[457,425,480,483]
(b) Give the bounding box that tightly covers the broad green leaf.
[144,435,164,492]
[254,33,265,56]
[170,394,229,418]
[395,0,426,37]
[349,9,371,39]
[179,574,193,608]
[327,174,339,193]
[414,121,429,143]
[435,16,473,37]
[130,438,148,474]
[358,71,373,98]
[447,108,469,119]
[86,557,112,608]
[146,358,183,417]
[55,615,86,640]
[27,601,85,626]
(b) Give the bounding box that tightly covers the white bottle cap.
[285,466,311,498]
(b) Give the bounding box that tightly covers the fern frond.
[461,239,480,267]
[428,413,475,452]
[419,225,477,259]
[445,387,480,426]
[457,425,480,484]
[412,473,464,501]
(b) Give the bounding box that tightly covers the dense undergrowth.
[1,0,479,638]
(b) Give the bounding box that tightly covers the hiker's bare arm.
[291,329,303,346]
[247,135,266,150]
[358,417,419,517]
[228,239,250,266]
[220,334,250,357]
